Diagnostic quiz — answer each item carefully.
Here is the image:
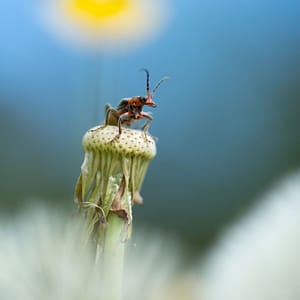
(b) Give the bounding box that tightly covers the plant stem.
[75,126,157,299]
[102,213,126,300]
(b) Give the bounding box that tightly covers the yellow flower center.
[65,0,131,24]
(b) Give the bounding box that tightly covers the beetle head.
[139,96,157,108]
[140,68,168,108]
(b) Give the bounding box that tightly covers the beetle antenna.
[140,68,150,96]
[152,76,169,96]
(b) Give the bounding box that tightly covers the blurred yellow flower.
[65,0,131,23]
[38,0,169,51]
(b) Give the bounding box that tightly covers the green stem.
[102,213,126,300]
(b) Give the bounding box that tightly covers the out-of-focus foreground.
[1,171,300,299]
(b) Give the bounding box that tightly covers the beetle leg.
[110,112,131,143]
[141,112,153,131]
[118,112,133,134]
[140,112,153,141]
[104,104,119,126]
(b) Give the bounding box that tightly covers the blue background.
[1,0,299,249]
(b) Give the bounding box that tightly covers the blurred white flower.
[0,204,187,300]
[37,0,169,51]
[200,170,300,300]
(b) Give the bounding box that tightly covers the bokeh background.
[1,0,299,252]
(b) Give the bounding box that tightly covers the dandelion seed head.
[84,125,156,159]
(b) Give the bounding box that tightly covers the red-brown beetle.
[104,68,168,141]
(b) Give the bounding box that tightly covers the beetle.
[103,68,168,141]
